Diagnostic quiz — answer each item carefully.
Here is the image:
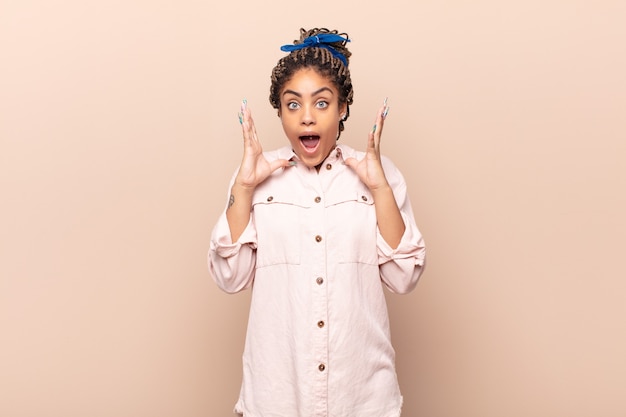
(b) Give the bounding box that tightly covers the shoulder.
[338,144,405,182]
[380,153,401,174]
[381,154,408,195]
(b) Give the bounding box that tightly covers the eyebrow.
[282,86,335,98]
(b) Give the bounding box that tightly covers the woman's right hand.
[235,100,291,190]
[226,101,292,242]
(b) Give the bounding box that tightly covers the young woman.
[209,27,426,417]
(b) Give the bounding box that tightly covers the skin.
[279,68,347,169]
[226,67,406,248]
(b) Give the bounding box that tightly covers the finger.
[240,101,259,146]
[344,157,358,171]
[239,100,251,140]
[269,159,296,173]
[381,97,390,120]
[372,98,389,151]
[371,101,386,135]
[242,102,261,144]
[367,128,377,152]
[248,112,260,143]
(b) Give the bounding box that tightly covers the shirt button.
[318,364,326,372]
[267,196,274,202]
[317,320,325,328]
[314,196,321,203]
[361,195,368,202]
[316,277,324,285]
[315,235,322,242]
[326,163,332,170]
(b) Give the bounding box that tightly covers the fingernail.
[372,124,377,133]
[289,161,297,166]
[241,99,247,112]
[382,106,390,119]
[383,97,388,107]
[238,112,243,124]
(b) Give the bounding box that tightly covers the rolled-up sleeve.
[208,210,258,294]
[208,171,259,294]
[377,157,427,294]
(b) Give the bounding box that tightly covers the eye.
[316,101,329,109]
[287,102,300,110]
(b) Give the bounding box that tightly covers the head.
[269,28,355,168]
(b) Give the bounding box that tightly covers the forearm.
[371,184,405,249]
[226,182,255,242]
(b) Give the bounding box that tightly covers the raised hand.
[345,99,406,248]
[235,100,291,190]
[227,100,292,242]
[344,98,391,192]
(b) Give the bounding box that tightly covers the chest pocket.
[252,192,308,268]
[325,188,378,265]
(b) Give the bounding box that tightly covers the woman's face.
[279,68,347,169]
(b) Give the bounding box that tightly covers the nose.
[301,105,315,125]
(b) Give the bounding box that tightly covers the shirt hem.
[233,399,403,417]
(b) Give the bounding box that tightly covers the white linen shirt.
[209,144,426,417]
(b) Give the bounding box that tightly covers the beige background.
[1,1,625,416]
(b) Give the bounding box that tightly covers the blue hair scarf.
[280,34,350,66]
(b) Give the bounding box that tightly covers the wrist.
[369,182,392,198]
[232,180,256,195]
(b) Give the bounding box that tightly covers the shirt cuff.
[211,211,258,258]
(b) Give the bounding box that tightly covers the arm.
[370,184,405,249]
[345,100,426,293]
[344,99,404,248]
[208,206,257,294]
[208,101,293,293]
[226,182,255,243]
[227,100,292,242]
[376,164,426,294]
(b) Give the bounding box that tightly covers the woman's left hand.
[344,99,391,192]
[345,99,405,248]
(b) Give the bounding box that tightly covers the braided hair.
[269,28,354,138]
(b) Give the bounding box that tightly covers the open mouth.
[300,135,320,150]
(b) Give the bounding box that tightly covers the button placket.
[307,184,328,415]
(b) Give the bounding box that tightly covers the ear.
[339,102,348,119]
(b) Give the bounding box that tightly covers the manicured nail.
[289,161,297,166]
[382,97,389,119]
[238,112,243,124]
[372,124,377,133]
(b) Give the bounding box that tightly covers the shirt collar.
[276,146,297,161]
